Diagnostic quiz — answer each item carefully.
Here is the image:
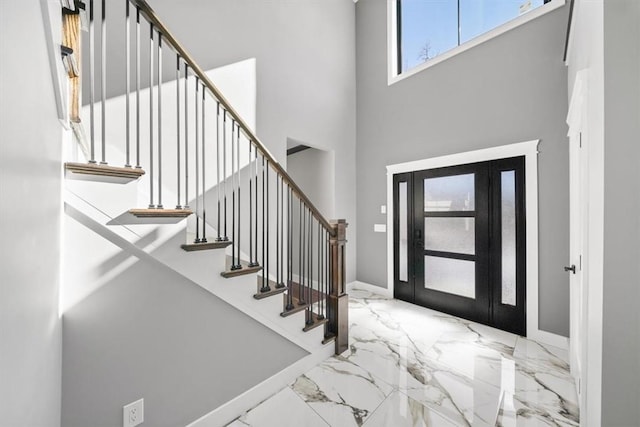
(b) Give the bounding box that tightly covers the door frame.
[386,140,566,348]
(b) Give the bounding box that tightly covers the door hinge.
[579,254,582,271]
[579,132,582,148]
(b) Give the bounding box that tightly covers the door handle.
[564,265,576,274]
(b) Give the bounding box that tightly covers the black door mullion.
[423,250,476,262]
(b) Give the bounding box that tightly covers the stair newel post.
[200,83,207,242]
[215,102,222,241]
[194,77,200,242]
[183,64,189,209]
[156,34,163,208]
[135,6,141,169]
[89,0,96,163]
[175,56,182,209]
[286,186,294,310]
[328,219,348,355]
[148,25,155,208]
[100,0,107,165]
[124,0,131,167]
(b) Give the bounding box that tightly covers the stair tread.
[65,162,145,179]
[254,277,287,300]
[181,240,232,252]
[221,262,262,278]
[281,295,309,317]
[302,312,328,332]
[129,208,193,218]
[322,333,337,345]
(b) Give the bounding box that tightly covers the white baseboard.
[347,281,393,298]
[186,345,334,427]
[529,328,569,350]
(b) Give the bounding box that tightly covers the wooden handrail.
[131,0,336,236]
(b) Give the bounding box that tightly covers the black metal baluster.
[201,83,207,242]
[231,121,241,270]
[135,6,140,169]
[307,209,313,326]
[100,0,107,165]
[215,102,221,241]
[298,198,304,305]
[194,78,200,242]
[276,174,280,288]
[236,123,242,268]
[249,142,259,267]
[156,34,163,208]
[260,155,269,292]
[318,222,324,320]
[183,64,189,209]
[148,25,154,208]
[175,56,182,209]
[125,0,131,167]
[223,111,228,241]
[266,161,270,288]
[279,177,285,288]
[89,0,95,163]
[248,140,253,264]
[286,186,294,310]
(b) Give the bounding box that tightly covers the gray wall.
[601,0,640,424]
[288,147,336,219]
[61,214,307,427]
[0,1,63,426]
[355,1,571,335]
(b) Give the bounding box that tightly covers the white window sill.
[387,0,566,86]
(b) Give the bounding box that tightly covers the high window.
[390,0,562,82]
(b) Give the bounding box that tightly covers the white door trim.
[385,140,567,349]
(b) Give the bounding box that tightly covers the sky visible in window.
[400,0,545,72]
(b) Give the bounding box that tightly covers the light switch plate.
[381,205,387,214]
[123,398,144,427]
[374,224,387,233]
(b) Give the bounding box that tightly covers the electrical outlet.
[123,398,144,427]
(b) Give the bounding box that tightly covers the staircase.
[58,0,348,391]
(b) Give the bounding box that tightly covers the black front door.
[393,157,526,335]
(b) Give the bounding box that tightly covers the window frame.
[387,0,566,85]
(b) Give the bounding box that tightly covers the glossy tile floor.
[227,288,579,427]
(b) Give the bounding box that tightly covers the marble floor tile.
[291,356,394,427]
[226,387,329,427]
[363,391,457,427]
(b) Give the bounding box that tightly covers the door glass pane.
[399,181,408,282]
[501,170,516,306]
[425,256,475,299]
[425,217,475,255]
[424,174,475,211]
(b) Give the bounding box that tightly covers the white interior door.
[567,74,589,408]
